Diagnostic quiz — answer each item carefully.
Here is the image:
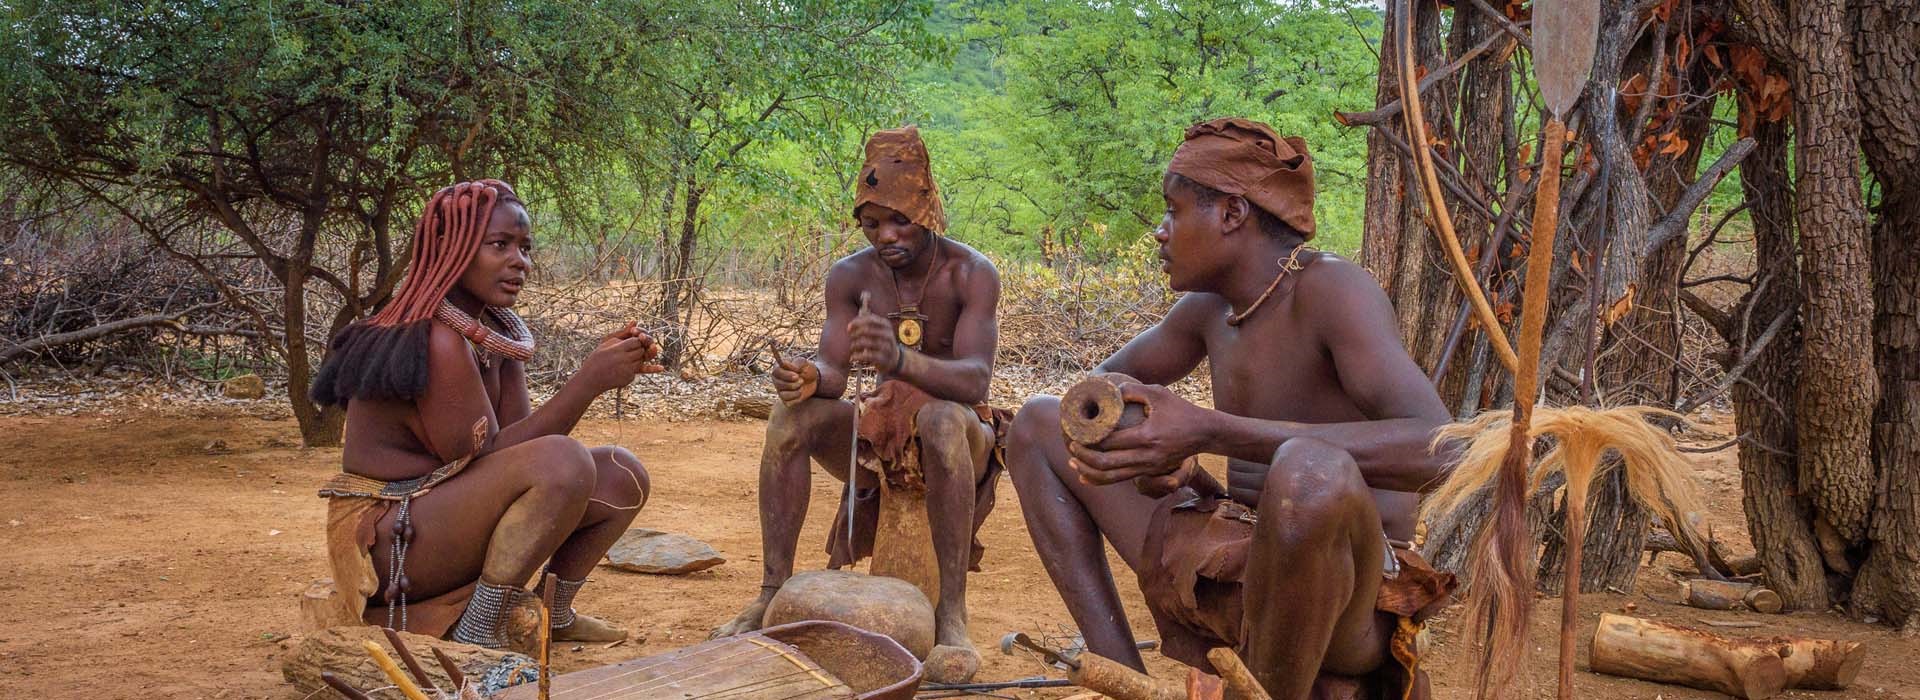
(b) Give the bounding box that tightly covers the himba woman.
[312,180,659,648]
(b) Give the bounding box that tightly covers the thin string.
[588,461,647,512]
[1225,244,1316,327]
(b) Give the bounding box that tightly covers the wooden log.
[1589,613,1787,699]
[282,626,521,700]
[1752,636,1865,690]
[299,578,363,632]
[1683,579,1785,614]
[870,476,940,610]
[1060,373,1189,497]
[1070,653,1186,700]
[1206,648,1273,700]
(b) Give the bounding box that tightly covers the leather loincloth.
[316,419,488,638]
[1136,489,1457,700]
[825,380,1011,571]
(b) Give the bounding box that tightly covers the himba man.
[1006,119,1458,699]
[712,127,1007,684]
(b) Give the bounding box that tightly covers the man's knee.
[766,396,838,447]
[1261,438,1369,518]
[915,400,977,438]
[1006,395,1062,460]
[524,434,596,498]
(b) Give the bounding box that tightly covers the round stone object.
[761,570,935,659]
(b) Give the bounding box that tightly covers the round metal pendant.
[896,318,923,347]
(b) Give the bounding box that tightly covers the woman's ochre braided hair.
[310,180,521,407]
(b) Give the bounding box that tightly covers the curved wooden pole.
[1394,0,1520,374]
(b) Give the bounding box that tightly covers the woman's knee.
[592,445,650,506]
[522,434,597,498]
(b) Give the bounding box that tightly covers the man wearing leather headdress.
[711,127,1007,684]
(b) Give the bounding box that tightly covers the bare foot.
[554,612,627,643]
[923,613,980,683]
[710,589,775,639]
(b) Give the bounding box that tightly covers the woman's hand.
[578,321,664,393]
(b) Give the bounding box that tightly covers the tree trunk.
[660,172,703,369]
[1787,0,1878,568]
[1848,0,1920,632]
[1731,116,1829,610]
[1432,1,1514,408]
[1361,0,1455,373]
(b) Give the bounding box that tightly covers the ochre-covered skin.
[318,181,661,644]
[1003,119,1454,697]
[714,129,1003,685]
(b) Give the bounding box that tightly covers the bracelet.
[889,343,907,375]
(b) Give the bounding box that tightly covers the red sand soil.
[0,409,1913,698]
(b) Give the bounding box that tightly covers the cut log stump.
[1590,614,1865,698]
[282,626,525,699]
[1755,636,1866,690]
[298,578,362,633]
[1683,579,1785,614]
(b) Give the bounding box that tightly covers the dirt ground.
[0,407,1914,699]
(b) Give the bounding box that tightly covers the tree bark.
[660,171,704,369]
[1731,116,1829,610]
[1848,0,1920,632]
[1432,1,1514,408]
[1361,0,1456,374]
[1786,0,1878,564]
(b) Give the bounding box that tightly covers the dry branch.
[0,302,221,364]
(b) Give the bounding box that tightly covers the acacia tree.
[0,0,659,445]
[959,0,1380,258]
[639,0,946,368]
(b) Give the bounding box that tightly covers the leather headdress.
[1167,117,1316,239]
[852,126,946,233]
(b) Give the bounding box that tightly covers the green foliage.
[923,0,1381,260]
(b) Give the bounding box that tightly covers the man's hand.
[579,321,665,393]
[847,292,903,371]
[770,352,821,405]
[1067,381,1213,485]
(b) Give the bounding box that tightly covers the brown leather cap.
[852,126,946,233]
[1166,117,1316,239]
